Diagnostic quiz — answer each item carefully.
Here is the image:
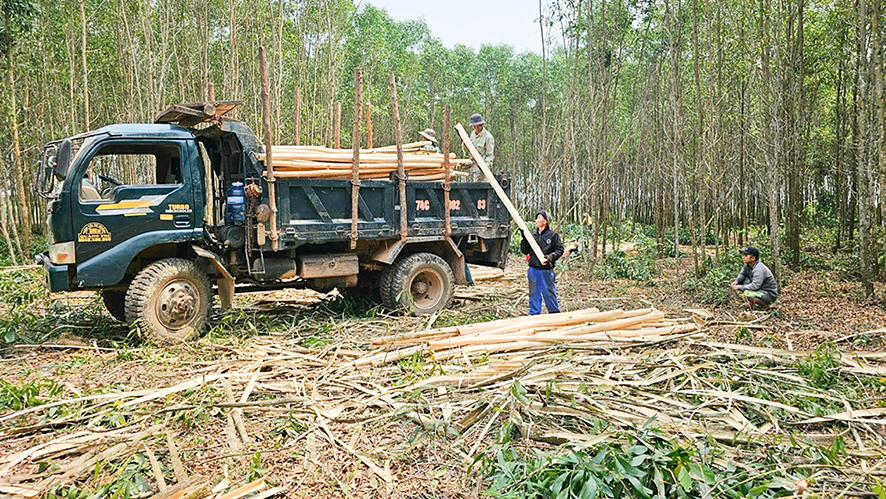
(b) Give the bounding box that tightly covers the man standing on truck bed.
[468,114,494,182]
[521,210,564,315]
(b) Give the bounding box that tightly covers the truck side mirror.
[55,139,72,180]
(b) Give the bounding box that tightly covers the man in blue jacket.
[731,246,779,308]
[521,210,564,314]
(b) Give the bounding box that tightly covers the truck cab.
[41,124,206,291]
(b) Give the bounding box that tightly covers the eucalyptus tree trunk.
[665,0,683,261]
[6,57,30,254]
[785,0,804,269]
[759,0,781,282]
[0,190,18,265]
[856,0,875,296]
[873,0,886,277]
[79,0,90,129]
[690,0,702,276]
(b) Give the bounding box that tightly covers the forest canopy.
[1,0,884,294]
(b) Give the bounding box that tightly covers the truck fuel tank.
[297,253,359,279]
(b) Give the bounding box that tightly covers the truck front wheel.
[381,253,454,315]
[125,258,212,342]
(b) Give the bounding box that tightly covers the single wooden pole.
[350,68,363,250]
[334,101,342,149]
[455,122,547,264]
[390,73,407,241]
[208,82,216,101]
[260,46,279,251]
[366,100,373,149]
[443,105,452,237]
[293,86,301,145]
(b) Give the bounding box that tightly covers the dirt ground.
[1,254,884,497]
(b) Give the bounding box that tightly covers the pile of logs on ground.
[355,307,700,367]
[257,141,473,181]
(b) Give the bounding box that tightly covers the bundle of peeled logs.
[257,141,473,181]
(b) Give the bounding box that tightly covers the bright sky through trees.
[364,0,543,54]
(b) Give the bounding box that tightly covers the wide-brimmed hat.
[470,114,485,126]
[418,128,437,143]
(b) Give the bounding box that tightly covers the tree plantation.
[1,0,885,290]
[3,0,886,497]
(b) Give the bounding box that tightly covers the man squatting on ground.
[521,211,564,315]
[731,246,779,308]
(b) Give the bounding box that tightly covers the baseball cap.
[740,246,760,259]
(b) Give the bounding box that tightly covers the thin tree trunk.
[759,0,781,282]
[856,0,874,296]
[334,101,341,149]
[294,85,301,145]
[873,0,886,276]
[6,57,31,254]
[79,0,90,129]
[0,191,18,265]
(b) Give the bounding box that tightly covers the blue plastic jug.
[225,182,246,223]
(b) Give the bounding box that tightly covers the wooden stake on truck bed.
[350,68,363,250]
[443,105,451,237]
[455,123,547,265]
[390,73,407,241]
[259,46,279,251]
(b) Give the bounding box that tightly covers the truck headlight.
[49,242,76,264]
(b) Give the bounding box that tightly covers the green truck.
[35,102,512,341]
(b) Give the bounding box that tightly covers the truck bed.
[272,175,513,267]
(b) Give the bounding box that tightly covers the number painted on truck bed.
[477,199,487,210]
[449,199,461,210]
[416,199,430,211]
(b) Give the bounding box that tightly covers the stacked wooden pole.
[257,143,472,181]
[355,308,698,367]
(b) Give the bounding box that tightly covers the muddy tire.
[101,290,127,322]
[380,253,454,315]
[125,258,212,342]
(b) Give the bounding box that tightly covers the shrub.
[592,250,657,281]
[482,423,797,498]
[682,253,737,305]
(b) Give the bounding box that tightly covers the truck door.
[70,139,199,265]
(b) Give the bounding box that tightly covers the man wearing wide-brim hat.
[468,114,494,182]
[418,128,440,153]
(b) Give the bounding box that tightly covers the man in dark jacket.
[520,210,564,314]
[731,246,779,308]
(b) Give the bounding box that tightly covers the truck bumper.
[36,252,73,292]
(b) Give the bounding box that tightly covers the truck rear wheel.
[381,253,454,315]
[125,258,212,342]
[101,290,127,322]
